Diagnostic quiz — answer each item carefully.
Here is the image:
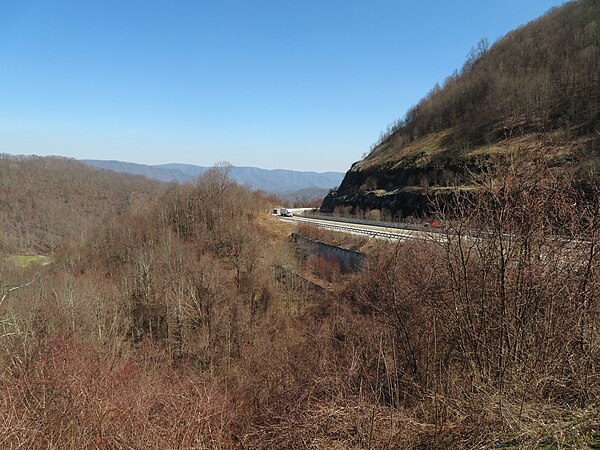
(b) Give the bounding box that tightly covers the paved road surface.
[279,214,440,242]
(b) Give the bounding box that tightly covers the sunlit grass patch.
[6,255,52,268]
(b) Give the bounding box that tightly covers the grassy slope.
[358,129,589,172]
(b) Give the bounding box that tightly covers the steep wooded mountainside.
[322,0,600,217]
[0,155,161,254]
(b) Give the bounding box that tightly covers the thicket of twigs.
[0,161,598,448]
[344,160,598,446]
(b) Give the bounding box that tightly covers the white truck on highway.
[272,208,293,217]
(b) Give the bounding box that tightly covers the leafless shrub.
[346,154,599,443]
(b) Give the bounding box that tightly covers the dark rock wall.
[320,158,482,217]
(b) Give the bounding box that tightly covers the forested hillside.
[1,162,597,448]
[0,155,161,254]
[323,0,600,216]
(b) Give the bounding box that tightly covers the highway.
[279,210,441,242]
[279,210,593,251]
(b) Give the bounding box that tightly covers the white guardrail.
[285,213,593,249]
[281,216,429,241]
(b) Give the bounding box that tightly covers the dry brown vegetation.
[0,158,598,448]
[0,154,163,254]
[343,160,599,447]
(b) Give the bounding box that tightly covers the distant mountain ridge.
[81,160,343,196]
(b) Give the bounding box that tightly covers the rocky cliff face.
[320,165,443,217]
[321,145,492,217]
[321,136,596,218]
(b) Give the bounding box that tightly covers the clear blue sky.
[0,0,565,172]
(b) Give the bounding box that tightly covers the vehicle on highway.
[272,207,293,217]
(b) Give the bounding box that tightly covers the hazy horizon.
[0,0,564,172]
